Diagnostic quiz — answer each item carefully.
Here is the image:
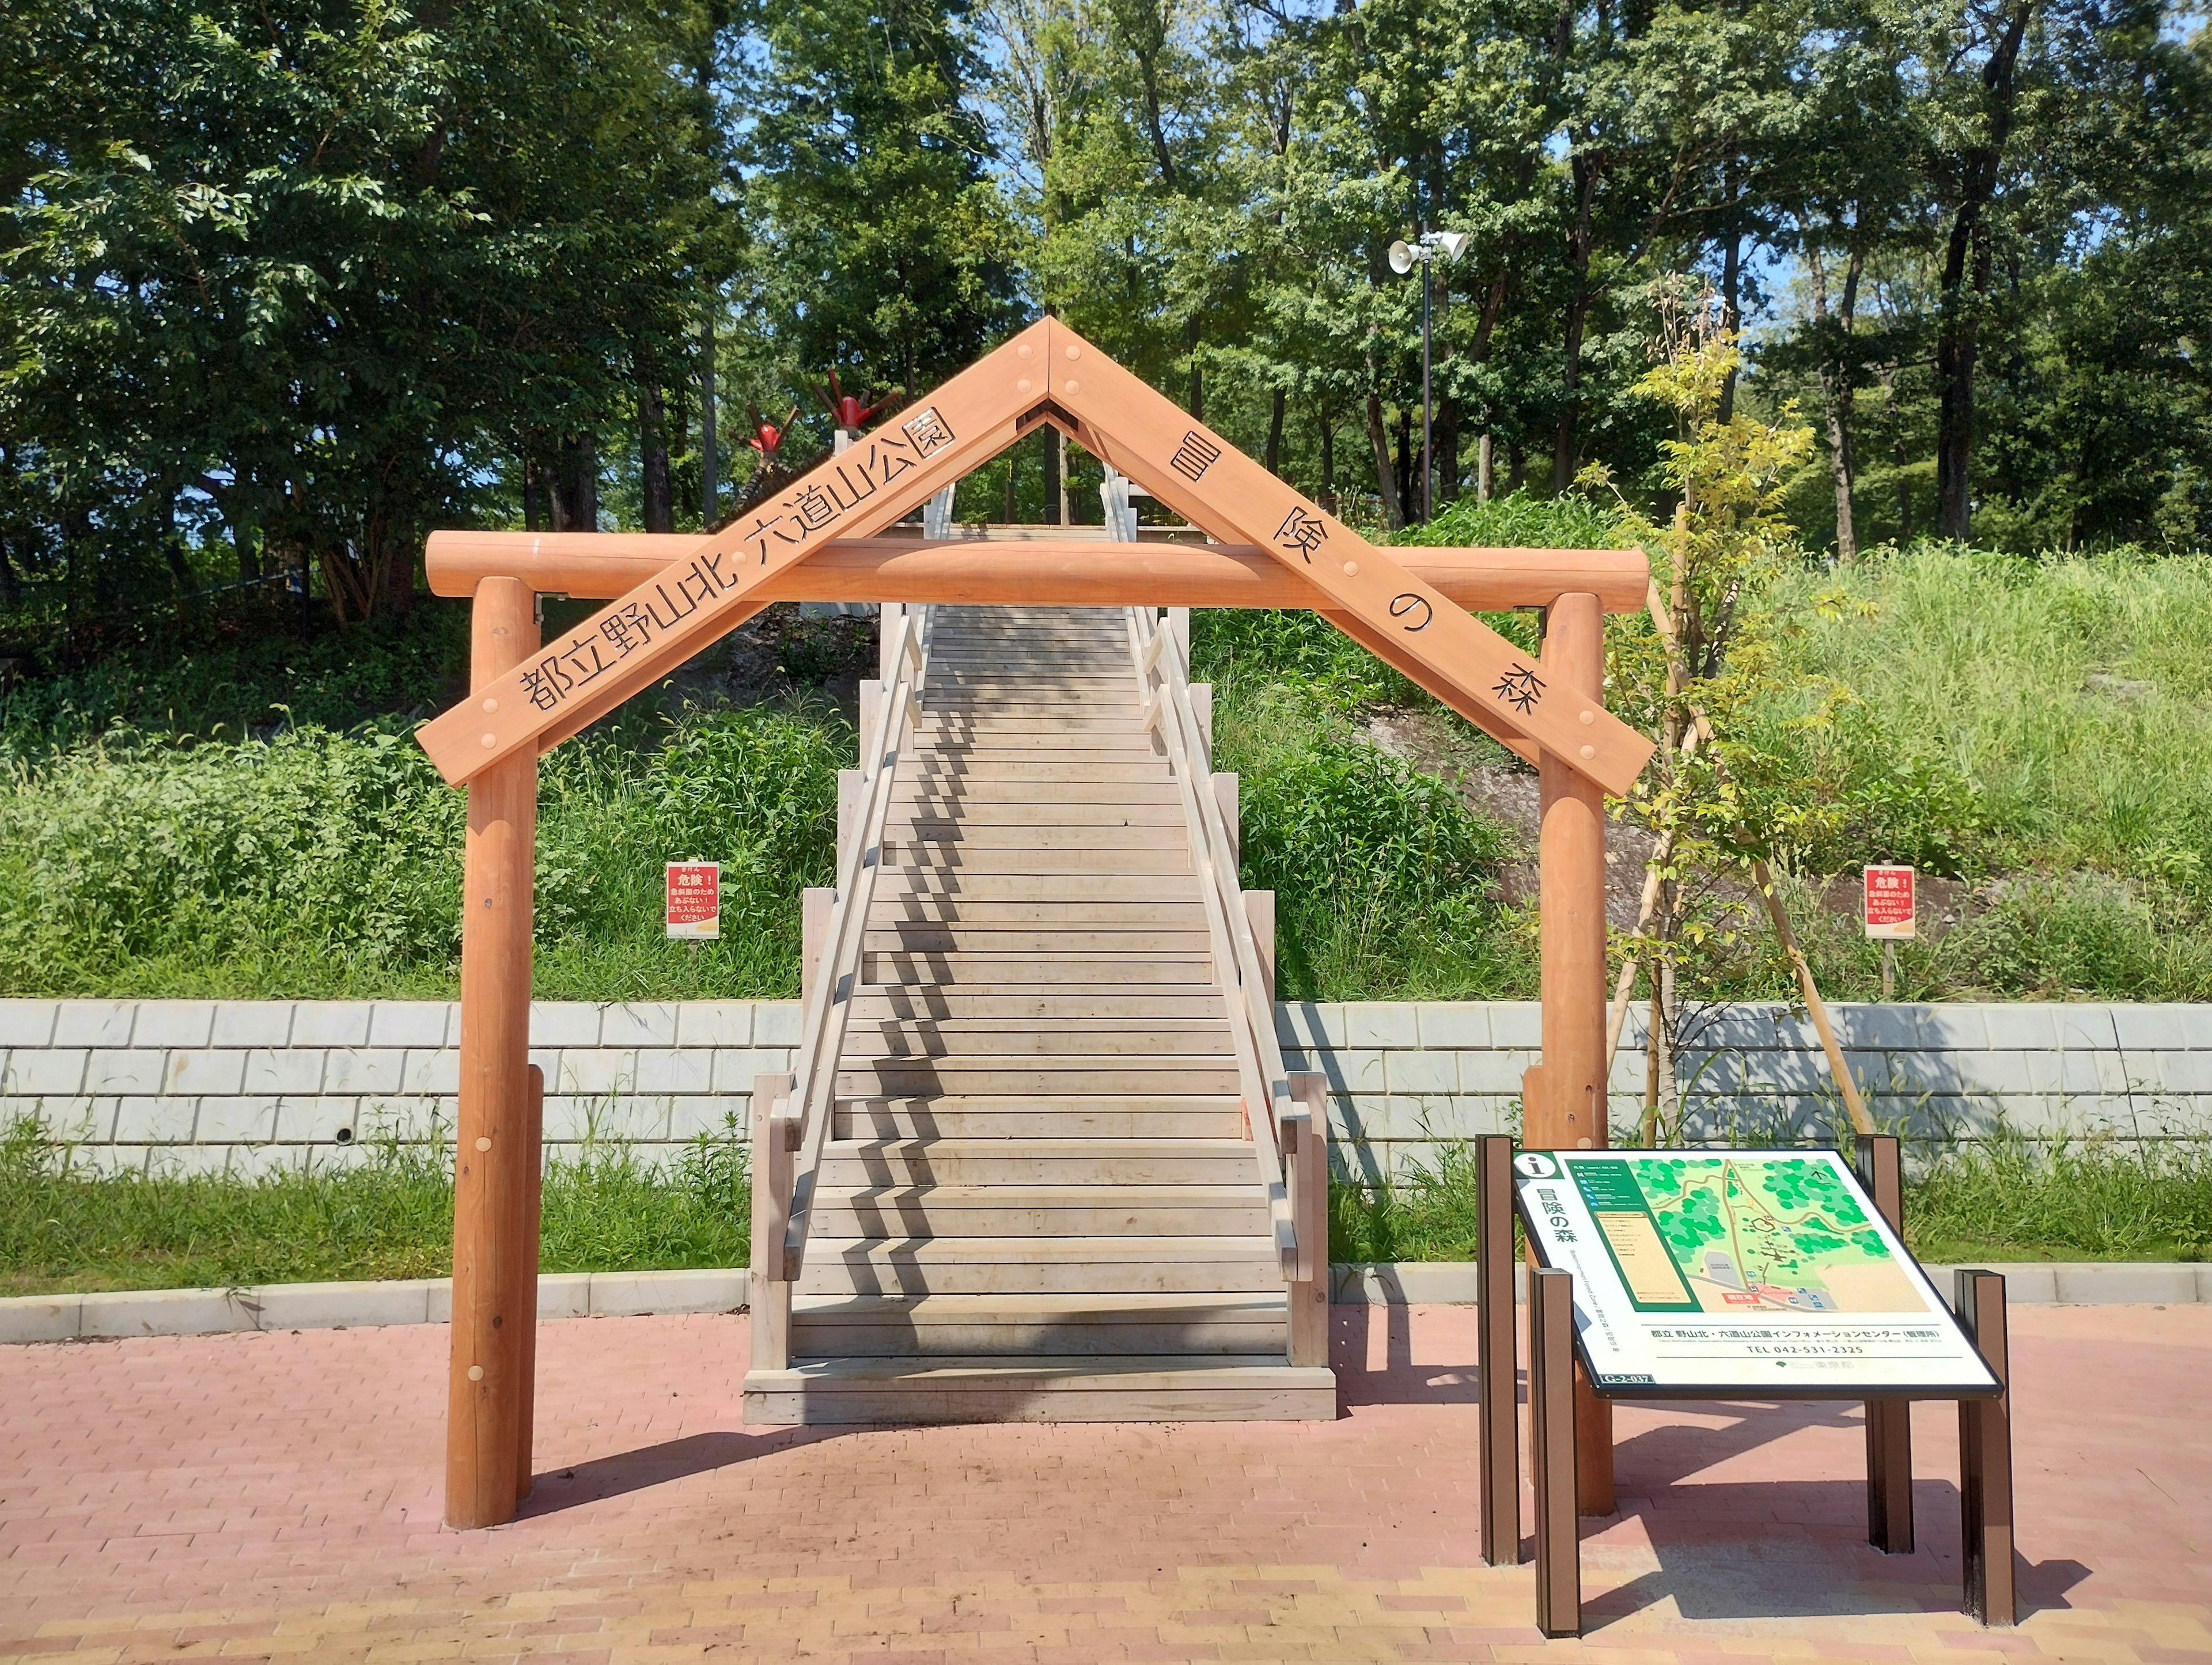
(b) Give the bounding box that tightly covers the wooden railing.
[749,603,933,1370]
[1123,606,1315,1295]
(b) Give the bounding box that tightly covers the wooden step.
[846,1022,1234,1052]
[865,902,1209,930]
[743,1355,1336,1424]
[861,928,1215,955]
[847,993,1226,1020]
[887,848,1194,875]
[788,1292,1286,1356]
[806,1185,1270,1237]
[834,1097,1246,1139]
[836,1063,1243,1095]
[860,958,1214,989]
[813,1139,1260,1188]
[795,1237,1286,1296]
[875,875,1199,902]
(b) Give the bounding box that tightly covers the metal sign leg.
[1955,1269,2017,1627]
[1477,1135,1521,1566]
[1529,1267,1582,1637]
[1858,1135,1915,1553]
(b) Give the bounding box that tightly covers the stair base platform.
[743,1354,1338,1425]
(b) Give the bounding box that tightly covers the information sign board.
[1513,1148,1998,1398]
[1863,865,1916,938]
[665,861,720,939]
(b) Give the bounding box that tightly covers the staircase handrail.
[777,602,932,1280]
[1124,605,1300,1279]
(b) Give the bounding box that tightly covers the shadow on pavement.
[517,1427,839,1517]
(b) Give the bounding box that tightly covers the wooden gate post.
[1524,590,1615,1513]
[446,575,540,1530]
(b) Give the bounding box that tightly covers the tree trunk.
[1806,234,1864,560]
[700,301,719,526]
[1884,369,1912,541]
[1319,405,1335,499]
[1716,218,1743,424]
[1265,388,1286,477]
[1395,407,1414,520]
[1187,321,1203,422]
[1040,424,1060,526]
[1365,390,1405,530]
[638,374,673,536]
[1553,155,1597,492]
[554,437,599,533]
[1478,434,1494,501]
[1933,0,2037,543]
[522,457,543,533]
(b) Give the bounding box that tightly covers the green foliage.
[1907,1130,2212,1263]
[1399,490,1638,553]
[1214,682,1529,999]
[1332,1129,2212,1265]
[0,1111,750,1296]
[0,605,471,751]
[0,698,847,999]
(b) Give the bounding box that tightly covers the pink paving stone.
[0,1306,2203,1664]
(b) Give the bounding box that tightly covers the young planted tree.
[1601,286,1870,1141]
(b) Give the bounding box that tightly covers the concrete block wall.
[1282,1000,2212,1184]
[1,997,2205,1179]
[0,998,793,1174]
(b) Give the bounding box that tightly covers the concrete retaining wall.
[2,997,2205,1178]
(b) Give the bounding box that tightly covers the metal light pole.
[1388,230,1471,524]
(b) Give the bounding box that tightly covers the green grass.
[0,697,847,1000]
[1329,1129,2212,1265]
[0,1112,750,1297]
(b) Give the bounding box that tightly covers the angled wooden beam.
[424,532,1651,613]
[1042,321,1655,797]
[415,328,1046,786]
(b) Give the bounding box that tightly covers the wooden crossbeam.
[423,532,1650,613]
[414,325,1047,786]
[1037,321,1654,797]
[414,316,1654,796]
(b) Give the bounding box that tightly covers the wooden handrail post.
[1475,1133,1520,1566]
[445,574,539,1530]
[1956,1270,2017,1626]
[1529,590,1614,1513]
[1283,1074,1330,1367]
[1858,1135,1914,1552]
[751,1073,798,1374]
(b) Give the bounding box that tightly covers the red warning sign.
[665,862,721,939]
[1863,865,1915,940]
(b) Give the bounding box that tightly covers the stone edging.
[5,1260,2205,1344]
[0,1267,748,1345]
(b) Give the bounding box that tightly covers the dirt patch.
[1363,706,1658,927]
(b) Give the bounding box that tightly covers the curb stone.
[3,1261,2203,1344]
[0,1267,749,1344]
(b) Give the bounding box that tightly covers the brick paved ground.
[2,1303,2206,1663]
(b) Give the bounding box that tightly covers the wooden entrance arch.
[418,317,1654,1528]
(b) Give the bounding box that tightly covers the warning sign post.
[665,862,721,939]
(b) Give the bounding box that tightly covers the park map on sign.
[1569,1155,1923,1316]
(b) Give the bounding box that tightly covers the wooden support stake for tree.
[445,575,539,1530]
[1642,582,1875,1137]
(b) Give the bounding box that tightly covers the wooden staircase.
[742,604,1335,1424]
